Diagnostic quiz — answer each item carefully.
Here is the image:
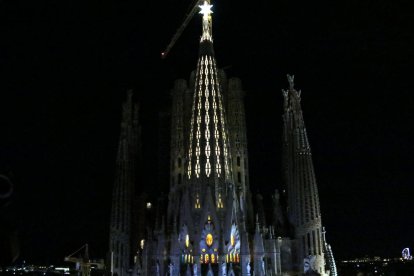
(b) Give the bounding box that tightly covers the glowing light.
[195,196,201,209]
[146,202,152,209]
[195,194,201,208]
[140,239,145,250]
[206,233,213,247]
[199,1,213,17]
[185,234,190,248]
[231,234,235,246]
[204,75,211,176]
[217,193,224,208]
[402,248,412,260]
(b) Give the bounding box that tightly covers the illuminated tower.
[109,90,141,276]
[135,0,336,274]
[186,0,234,199]
[282,75,326,274]
[145,1,247,275]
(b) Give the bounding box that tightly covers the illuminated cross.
[199,1,213,18]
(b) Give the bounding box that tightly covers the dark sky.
[1,0,413,265]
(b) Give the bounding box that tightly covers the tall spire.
[186,0,233,201]
[109,90,141,276]
[282,75,326,274]
[322,227,338,276]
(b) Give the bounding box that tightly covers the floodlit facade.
[109,1,336,275]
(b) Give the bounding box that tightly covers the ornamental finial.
[199,0,213,42]
[199,1,213,18]
[287,74,295,90]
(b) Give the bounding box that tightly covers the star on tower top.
[199,1,213,18]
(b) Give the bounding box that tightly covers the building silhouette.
[108,1,336,275]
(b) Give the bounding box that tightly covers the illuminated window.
[206,233,213,247]
[195,194,201,209]
[185,234,190,248]
[211,254,216,263]
[181,254,194,264]
[146,202,152,209]
[140,239,145,250]
[225,253,240,263]
[217,193,224,208]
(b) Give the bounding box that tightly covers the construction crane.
[64,244,105,276]
[161,0,206,59]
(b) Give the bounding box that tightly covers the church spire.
[109,90,141,276]
[186,0,233,200]
[282,75,326,274]
[322,227,338,276]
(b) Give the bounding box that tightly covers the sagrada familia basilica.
[108,1,337,275]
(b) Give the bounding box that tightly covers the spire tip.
[287,74,295,90]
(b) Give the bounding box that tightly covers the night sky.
[1,0,413,265]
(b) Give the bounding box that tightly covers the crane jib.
[161,0,206,59]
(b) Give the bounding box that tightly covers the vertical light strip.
[209,56,221,176]
[187,60,201,179]
[204,55,211,177]
[195,59,203,178]
[213,58,230,178]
